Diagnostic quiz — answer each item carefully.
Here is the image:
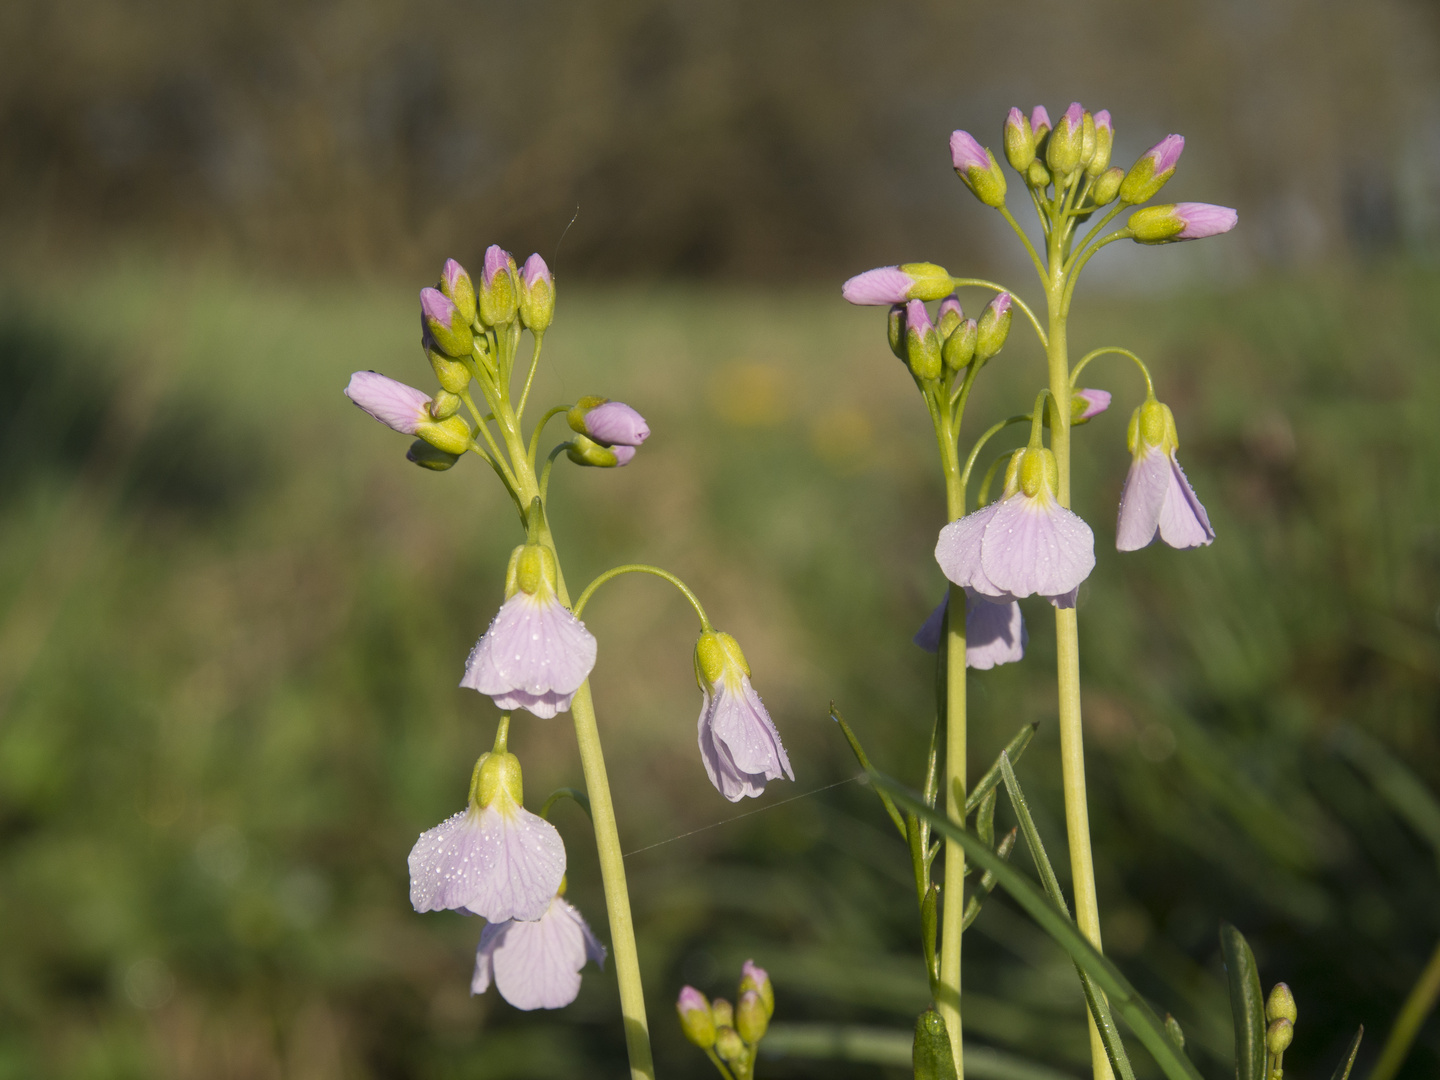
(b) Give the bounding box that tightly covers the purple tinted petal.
[964,590,1026,670]
[1075,388,1111,420]
[697,682,791,803]
[585,401,650,446]
[1063,102,1084,129]
[1115,446,1171,551]
[949,130,988,173]
[1174,202,1238,239]
[842,266,913,306]
[487,688,575,719]
[344,371,431,434]
[905,297,933,333]
[461,594,598,717]
[489,898,593,1010]
[1030,105,1052,132]
[483,244,514,287]
[1094,110,1112,135]
[913,594,947,653]
[420,287,458,326]
[934,503,1009,597]
[980,494,1096,599]
[1156,452,1215,549]
[470,921,504,995]
[709,673,792,783]
[407,803,565,921]
[1146,134,1185,173]
[521,253,552,289]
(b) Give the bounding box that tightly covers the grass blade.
[873,769,1206,1080]
[1331,1026,1363,1080]
[1219,924,1266,1080]
[831,704,908,840]
[760,1023,1079,1079]
[966,723,1039,817]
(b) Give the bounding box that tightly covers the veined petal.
[1116,445,1173,551]
[344,371,432,434]
[461,593,598,717]
[710,674,793,782]
[964,591,1027,670]
[1156,452,1215,549]
[980,493,1095,600]
[407,802,565,922]
[489,898,604,1011]
[471,921,504,996]
[934,503,1011,598]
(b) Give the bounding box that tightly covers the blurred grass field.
[0,257,1438,1079]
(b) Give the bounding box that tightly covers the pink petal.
[963,591,1026,670]
[980,493,1096,600]
[841,266,913,306]
[407,804,566,922]
[470,921,503,996]
[461,593,598,718]
[490,898,604,1011]
[344,371,431,434]
[1156,452,1215,549]
[934,503,1010,599]
[709,674,793,782]
[1116,446,1172,551]
[584,401,650,447]
[949,130,988,173]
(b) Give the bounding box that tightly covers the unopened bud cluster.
[677,960,774,1079]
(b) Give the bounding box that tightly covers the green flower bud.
[736,990,768,1044]
[904,299,942,382]
[951,130,1007,209]
[1127,204,1187,243]
[1119,135,1184,204]
[974,293,1012,363]
[415,414,473,456]
[1003,108,1035,173]
[676,987,716,1049]
[566,433,633,468]
[420,288,474,358]
[898,262,956,302]
[427,342,472,395]
[886,304,906,360]
[1045,102,1084,177]
[1266,983,1297,1025]
[1086,111,1114,177]
[518,254,555,334]
[429,390,462,420]
[738,960,773,1018]
[478,245,520,327]
[1026,159,1051,190]
[1092,166,1124,207]
[1266,1018,1293,1056]
[714,1026,745,1064]
[406,439,461,471]
[710,997,734,1031]
[942,318,977,371]
[440,259,477,326]
[935,295,963,341]
[1079,111,1097,169]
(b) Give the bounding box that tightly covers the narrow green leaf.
[1329,1026,1362,1080]
[965,722,1039,817]
[962,827,1016,931]
[914,1009,959,1080]
[831,705,907,840]
[873,770,1206,1080]
[1219,924,1265,1080]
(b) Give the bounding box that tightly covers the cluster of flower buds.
[848,276,1014,388]
[1265,982,1297,1073]
[677,961,774,1079]
[946,102,1236,244]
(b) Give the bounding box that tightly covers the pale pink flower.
[471,894,606,1010]
[1074,388,1112,422]
[344,371,432,434]
[841,265,916,306]
[949,130,988,173]
[694,631,793,802]
[1116,400,1214,551]
[1143,134,1186,175]
[935,448,1095,608]
[1030,106,1052,136]
[913,589,1027,670]
[461,544,597,718]
[407,753,565,922]
[576,400,650,447]
[1174,202,1239,238]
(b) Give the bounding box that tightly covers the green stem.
[960,415,1031,496]
[529,403,571,467]
[1065,202,1127,276]
[1069,347,1155,395]
[999,205,1048,285]
[1061,231,1132,317]
[1046,191,1112,1080]
[539,442,571,502]
[573,563,713,629]
[515,332,545,420]
[1369,937,1440,1080]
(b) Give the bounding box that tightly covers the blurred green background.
[3,2,1440,1078]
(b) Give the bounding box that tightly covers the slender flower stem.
[1046,194,1113,1080]
[960,415,1031,495]
[514,332,545,419]
[1069,347,1154,396]
[573,563,713,628]
[947,277,1048,350]
[528,403,572,466]
[999,205,1048,284]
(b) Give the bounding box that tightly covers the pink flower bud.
[1119,134,1185,204]
[1146,134,1185,175]
[1073,388,1112,423]
[1004,107,1035,172]
[440,259,477,325]
[1174,202,1239,239]
[420,287,474,357]
[949,130,988,174]
[1030,106,1052,137]
[842,265,914,306]
[479,244,519,326]
[519,253,555,333]
[950,130,1006,208]
[345,371,432,435]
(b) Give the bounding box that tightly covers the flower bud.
[1086,111,1114,176]
[842,263,953,306]
[1092,166,1124,207]
[736,990,768,1044]
[905,299,942,381]
[737,996,771,1042]
[1003,107,1035,173]
[1079,110,1097,169]
[518,253,555,334]
[440,259,477,326]
[950,130,1007,209]
[406,439,461,471]
[566,433,635,468]
[1026,159,1051,190]
[739,960,774,1018]
[710,997,734,1030]
[676,986,717,1049]
[1129,202,1238,244]
[1046,102,1084,176]
[478,245,520,327]
[714,1026,745,1063]
[936,295,964,340]
[472,749,525,809]
[974,293,1012,363]
[1119,134,1184,204]
[942,318,977,371]
[415,414,472,456]
[1071,388,1111,425]
[568,397,650,447]
[425,337,472,394]
[1030,106,1052,141]
[886,304,907,360]
[899,262,957,302]
[420,288,474,358]
[1266,1018,1293,1056]
[1127,398,1178,457]
[429,390,462,420]
[1266,983,1297,1025]
[1016,446,1059,499]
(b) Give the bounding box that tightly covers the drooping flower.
[471,892,606,1010]
[1116,398,1214,551]
[568,396,650,447]
[408,749,566,922]
[912,589,1027,670]
[461,542,598,718]
[841,262,954,306]
[1118,134,1185,204]
[694,630,793,802]
[344,371,473,455]
[935,446,1096,608]
[1128,202,1239,243]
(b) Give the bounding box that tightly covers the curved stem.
[1070,347,1155,397]
[460,389,520,492]
[1029,186,1052,237]
[999,205,1048,285]
[529,404,572,467]
[1061,231,1132,317]
[572,563,713,629]
[539,442,571,502]
[975,451,1011,508]
[948,278,1048,349]
[960,415,1030,495]
[1370,937,1440,1080]
[540,786,593,823]
[1065,202,1127,275]
[515,332,546,420]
